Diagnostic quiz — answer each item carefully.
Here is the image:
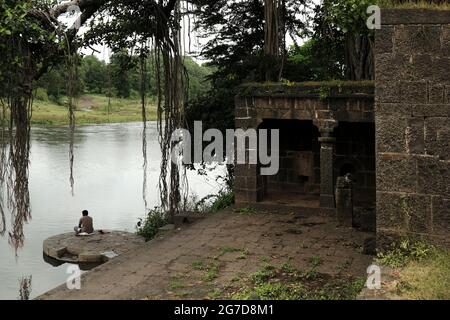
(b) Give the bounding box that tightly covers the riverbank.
[32,94,157,126]
[38,208,374,300]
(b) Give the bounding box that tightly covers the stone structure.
[234,9,450,249]
[375,9,450,247]
[235,82,376,221]
[43,231,145,265]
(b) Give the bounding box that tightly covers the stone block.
[394,25,441,56]
[405,194,433,234]
[376,154,417,193]
[377,192,432,234]
[432,196,450,234]
[411,104,450,117]
[430,57,450,82]
[234,188,260,203]
[375,115,407,153]
[445,85,450,104]
[375,25,394,54]
[381,9,450,26]
[375,54,409,83]
[375,83,401,104]
[443,25,450,57]
[376,192,408,231]
[428,84,444,104]
[234,163,258,177]
[375,103,411,115]
[400,81,428,104]
[235,117,257,129]
[405,117,424,154]
[424,117,450,160]
[417,156,449,196]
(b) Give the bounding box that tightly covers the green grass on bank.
[31,94,157,126]
[376,239,450,299]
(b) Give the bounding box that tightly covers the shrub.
[209,190,234,213]
[376,238,435,268]
[34,87,48,101]
[136,207,169,241]
[189,190,234,214]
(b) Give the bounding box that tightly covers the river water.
[0,122,223,300]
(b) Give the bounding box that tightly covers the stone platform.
[43,231,145,264]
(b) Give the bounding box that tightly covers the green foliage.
[250,265,276,284]
[395,248,450,299]
[236,207,256,215]
[204,263,221,281]
[325,0,375,34]
[191,260,205,270]
[376,239,435,268]
[33,88,48,101]
[79,55,108,94]
[285,39,344,81]
[232,263,365,300]
[189,190,234,214]
[136,207,169,241]
[209,190,235,213]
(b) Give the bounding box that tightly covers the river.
[0,122,223,300]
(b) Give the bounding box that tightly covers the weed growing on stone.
[376,239,435,268]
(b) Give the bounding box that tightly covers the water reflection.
[0,122,223,299]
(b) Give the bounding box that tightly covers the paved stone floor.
[38,208,374,300]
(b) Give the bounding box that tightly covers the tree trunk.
[344,34,374,80]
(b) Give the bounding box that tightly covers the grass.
[31,94,157,126]
[168,277,185,291]
[376,239,450,299]
[396,249,450,299]
[229,263,365,300]
[309,256,323,268]
[376,239,433,268]
[192,260,205,270]
[204,263,221,282]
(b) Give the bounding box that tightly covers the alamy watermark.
[66,264,81,290]
[66,5,81,30]
[366,264,381,290]
[366,5,381,30]
[171,121,280,176]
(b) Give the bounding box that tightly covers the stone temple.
[234,9,450,249]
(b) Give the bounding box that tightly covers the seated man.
[74,210,94,235]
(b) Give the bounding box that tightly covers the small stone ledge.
[382,8,450,25]
[237,81,375,98]
[43,231,145,264]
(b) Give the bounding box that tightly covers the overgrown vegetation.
[136,188,234,241]
[377,0,450,8]
[136,208,169,241]
[375,238,450,299]
[376,238,435,268]
[229,263,365,300]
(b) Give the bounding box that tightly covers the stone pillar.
[335,176,353,226]
[318,132,336,208]
[375,9,450,249]
[234,95,263,206]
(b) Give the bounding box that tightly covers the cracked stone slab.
[43,231,145,264]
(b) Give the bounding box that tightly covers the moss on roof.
[238,80,375,98]
[378,0,450,9]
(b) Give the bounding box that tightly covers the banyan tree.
[0,0,288,252]
[0,0,190,251]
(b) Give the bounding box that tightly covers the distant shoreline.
[31,93,157,126]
